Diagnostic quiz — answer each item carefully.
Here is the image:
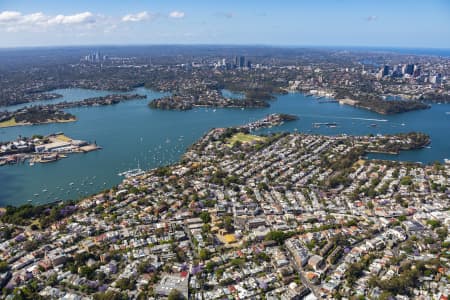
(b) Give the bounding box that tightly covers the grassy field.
[227,132,267,146]
[55,134,72,142]
[0,118,18,128]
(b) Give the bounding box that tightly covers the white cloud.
[0,11,100,32]
[0,11,22,23]
[169,11,185,19]
[365,16,378,22]
[122,11,152,22]
[21,13,47,25]
[48,12,95,25]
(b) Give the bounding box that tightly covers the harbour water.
[0,88,449,206]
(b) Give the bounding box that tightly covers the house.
[155,273,189,299]
[308,255,324,271]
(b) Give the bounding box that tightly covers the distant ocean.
[330,46,450,57]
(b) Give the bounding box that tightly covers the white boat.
[444,158,450,164]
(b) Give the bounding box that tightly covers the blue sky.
[0,0,449,48]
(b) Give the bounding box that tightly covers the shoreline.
[0,117,77,128]
[0,128,431,208]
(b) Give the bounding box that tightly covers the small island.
[0,133,101,166]
[52,93,147,109]
[149,89,270,111]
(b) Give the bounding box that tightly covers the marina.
[0,132,101,167]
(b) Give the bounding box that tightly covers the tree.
[400,176,413,186]
[199,249,210,261]
[223,216,234,232]
[0,260,9,273]
[199,211,211,223]
[265,230,292,245]
[426,219,441,229]
[168,289,185,300]
[93,291,127,300]
[115,277,136,290]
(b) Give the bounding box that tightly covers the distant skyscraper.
[392,64,403,77]
[413,65,421,77]
[405,64,415,75]
[239,56,245,68]
[83,51,107,63]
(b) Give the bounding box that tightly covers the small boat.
[370,123,377,127]
[401,123,406,126]
[27,199,33,202]
[34,193,39,197]
[69,182,74,186]
[29,162,34,166]
[42,189,48,193]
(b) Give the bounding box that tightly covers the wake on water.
[349,117,388,122]
[297,114,388,122]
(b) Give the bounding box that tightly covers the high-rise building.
[413,65,421,77]
[376,65,390,80]
[392,64,403,77]
[405,64,415,75]
[83,51,106,63]
[239,56,245,68]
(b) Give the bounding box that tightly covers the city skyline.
[0,0,450,48]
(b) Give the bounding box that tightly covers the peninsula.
[0,94,146,128]
[0,106,76,128]
[0,122,445,300]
